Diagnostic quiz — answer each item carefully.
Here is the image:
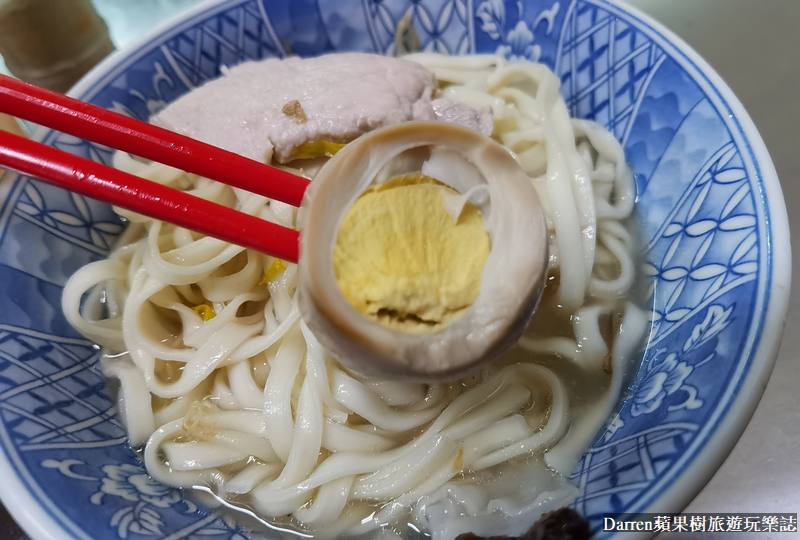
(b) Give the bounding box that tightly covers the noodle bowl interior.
[62,52,649,540]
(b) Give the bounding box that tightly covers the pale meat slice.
[431,98,494,137]
[152,53,438,163]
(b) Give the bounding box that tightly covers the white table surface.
[2,1,798,538]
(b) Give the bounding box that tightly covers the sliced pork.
[153,53,493,164]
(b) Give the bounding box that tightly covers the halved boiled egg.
[297,122,549,380]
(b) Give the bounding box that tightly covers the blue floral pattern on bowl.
[0,0,786,538]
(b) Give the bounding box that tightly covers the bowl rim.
[603,0,791,533]
[0,0,790,539]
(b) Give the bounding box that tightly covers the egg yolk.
[334,174,490,334]
[192,304,216,321]
[292,140,346,160]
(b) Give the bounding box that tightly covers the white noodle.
[61,55,647,538]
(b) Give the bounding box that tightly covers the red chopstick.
[0,74,310,207]
[0,130,300,263]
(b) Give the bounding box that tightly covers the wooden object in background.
[0,0,115,93]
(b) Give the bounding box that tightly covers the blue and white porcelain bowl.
[0,0,790,538]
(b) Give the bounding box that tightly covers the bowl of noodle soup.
[0,1,789,539]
